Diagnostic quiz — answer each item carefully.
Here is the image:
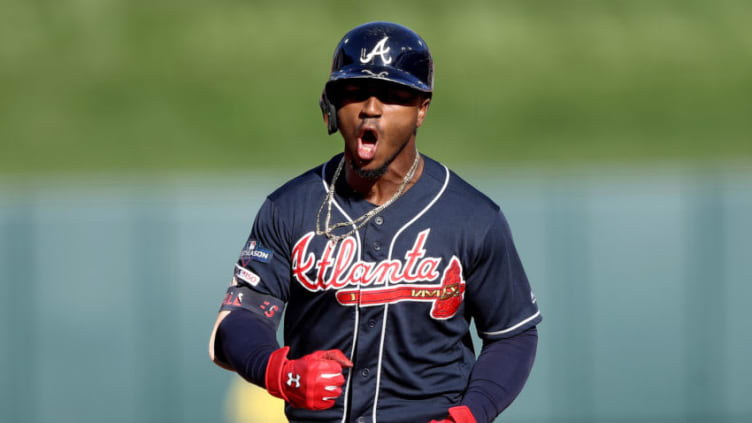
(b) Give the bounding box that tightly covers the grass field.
[1,0,751,174]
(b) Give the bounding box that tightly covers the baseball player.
[209,22,541,423]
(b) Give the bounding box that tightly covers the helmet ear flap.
[319,90,338,135]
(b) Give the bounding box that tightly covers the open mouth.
[357,128,378,161]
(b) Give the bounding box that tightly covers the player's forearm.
[215,309,280,388]
[461,326,538,423]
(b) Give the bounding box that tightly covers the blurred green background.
[1,0,751,174]
[1,1,751,422]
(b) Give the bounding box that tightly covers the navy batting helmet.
[320,22,434,134]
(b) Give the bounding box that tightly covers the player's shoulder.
[422,155,512,242]
[423,155,500,216]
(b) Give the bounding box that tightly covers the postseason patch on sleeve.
[240,239,273,264]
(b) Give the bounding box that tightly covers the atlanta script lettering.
[291,229,442,291]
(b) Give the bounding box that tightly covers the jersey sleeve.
[233,198,292,302]
[465,211,541,340]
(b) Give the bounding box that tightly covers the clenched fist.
[265,346,353,410]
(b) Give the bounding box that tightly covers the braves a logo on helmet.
[291,229,465,319]
[360,36,392,64]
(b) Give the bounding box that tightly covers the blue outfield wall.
[1,165,750,423]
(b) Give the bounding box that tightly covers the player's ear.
[416,96,431,128]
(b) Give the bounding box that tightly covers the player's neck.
[345,149,423,206]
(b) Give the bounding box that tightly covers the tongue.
[358,140,376,161]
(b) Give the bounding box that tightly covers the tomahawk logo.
[361,69,389,78]
[336,256,466,320]
[360,36,392,64]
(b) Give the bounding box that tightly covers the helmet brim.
[326,64,432,97]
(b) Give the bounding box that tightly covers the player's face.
[334,80,430,180]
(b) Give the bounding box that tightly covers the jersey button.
[357,417,366,423]
[361,368,370,378]
[372,241,381,251]
[368,319,377,328]
[374,216,384,225]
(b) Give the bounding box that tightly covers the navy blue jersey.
[232,154,541,423]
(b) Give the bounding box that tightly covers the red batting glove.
[429,405,477,423]
[265,346,353,410]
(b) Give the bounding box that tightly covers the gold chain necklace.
[316,153,421,242]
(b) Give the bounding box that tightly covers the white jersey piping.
[481,310,541,336]
[320,163,362,423]
[371,163,450,423]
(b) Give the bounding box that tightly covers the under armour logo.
[287,372,301,389]
[360,36,392,64]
